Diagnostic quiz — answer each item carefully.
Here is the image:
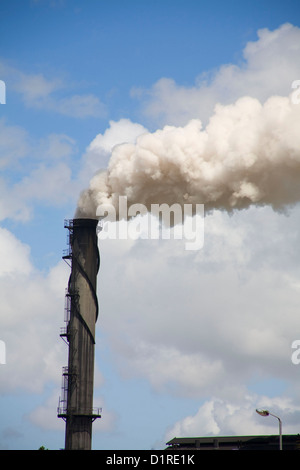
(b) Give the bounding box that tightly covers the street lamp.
[256,409,282,450]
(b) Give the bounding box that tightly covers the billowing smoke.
[75,94,300,220]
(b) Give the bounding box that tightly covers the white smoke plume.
[75,93,300,220]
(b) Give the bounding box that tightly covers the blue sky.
[1,0,300,450]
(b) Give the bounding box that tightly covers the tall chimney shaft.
[58,218,101,450]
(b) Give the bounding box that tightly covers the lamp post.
[256,409,282,450]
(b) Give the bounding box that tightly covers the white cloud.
[16,72,62,104]
[0,120,80,221]
[0,162,76,222]
[165,395,300,440]
[0,119,30,169]
[0,228,32,277]
[52,94,106,119]
[0,61,106,118]
[28,389,65,432]
[0,229,69,393]
[14,161,76,206]
[39,133,77,160]
[116,341,225,398]
[133,23,300,127]
[95,203,300,437]
[0,119,147,224]
[0,118,148,223]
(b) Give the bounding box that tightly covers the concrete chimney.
[58,218,101,450]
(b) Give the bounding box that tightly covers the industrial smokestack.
[58,218,101,450]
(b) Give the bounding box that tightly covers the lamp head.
[256,409,270,417]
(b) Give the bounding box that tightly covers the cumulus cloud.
[95,203,300,437]
[0,228,32,277]
[165,395,300,440]
[132,23,300,126]
[0,228,68,393]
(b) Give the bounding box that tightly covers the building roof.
[166,435,300,451]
